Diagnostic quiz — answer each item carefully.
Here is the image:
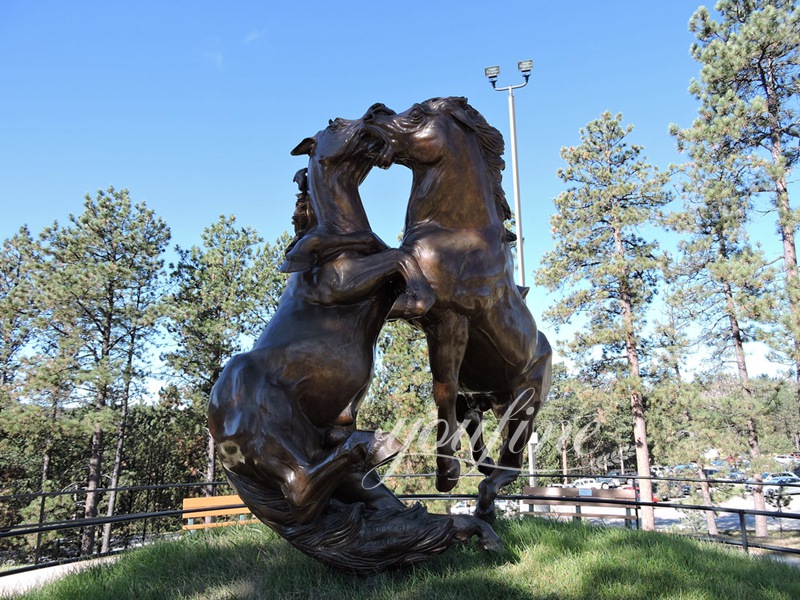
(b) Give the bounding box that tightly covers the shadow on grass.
[14,518,800,600]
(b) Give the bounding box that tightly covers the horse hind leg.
[474,331,553,523]
[457,394,494,476]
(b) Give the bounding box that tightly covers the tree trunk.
[560,420,569,485]
[34,435,53,564]
[613,225,655,530]
[101,333,137,554]
[747,416,768,537]
[204,431,216,525]
[101,409,127,553]
[697,466,718,536]
[630,389,655,531]
[723,280,749,386]
[80,423,104,555]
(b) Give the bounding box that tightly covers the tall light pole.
[485,60,538,496]
[484,59,532,287]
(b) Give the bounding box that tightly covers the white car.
[570,478,611,489]
[450,501,474,515]
[764,476,800,498]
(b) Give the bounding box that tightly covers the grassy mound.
[11,517,800,600]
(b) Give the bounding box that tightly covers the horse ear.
[450,109,477,132]
[291,137,315,156]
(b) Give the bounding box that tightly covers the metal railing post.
[738,511,749,554]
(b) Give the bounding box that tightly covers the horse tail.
[223,466,465,574]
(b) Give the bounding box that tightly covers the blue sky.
[1,1,702,250]
[4,1,782,370]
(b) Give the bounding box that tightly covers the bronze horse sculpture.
[208,114,500,573]
[364,97,553,522]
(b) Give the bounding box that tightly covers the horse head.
[364,97,488,168]
[291,116,384,187]
[282,115,388,273]
[365,97,512,231]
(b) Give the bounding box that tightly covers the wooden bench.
[522,486,639,528]
[182,494,259,531]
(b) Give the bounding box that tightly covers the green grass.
[8,518,800,600]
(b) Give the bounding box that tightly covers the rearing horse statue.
[209,113,500,573]
[364,97,553,522]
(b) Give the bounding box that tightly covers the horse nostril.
[364,103,396,122]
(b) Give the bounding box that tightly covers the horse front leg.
[426,312,469,492]
[315,250,433,316]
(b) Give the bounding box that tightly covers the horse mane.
[426,97,514,237]
[286,168,311,255]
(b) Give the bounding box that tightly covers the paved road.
[660,493,800,532]
[0,556,119,597]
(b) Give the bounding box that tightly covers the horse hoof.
[366,432,403,466]
[478,528,503,552]
[476,457,495,476]
[388,288,434,319]
[435,459,460,492]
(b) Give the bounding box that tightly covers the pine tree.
[38,187,169,555]
[360,321,439,495]
[669,136,777,380]
[161,216,286,499]
[0,227,38,410]
[680,0,800,429]
[535,112,672,530]
[669,125,780,535]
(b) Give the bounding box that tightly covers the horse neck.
[307,162,371,234]
[406,153,502,232]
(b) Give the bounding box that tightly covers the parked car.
[604,471,637,487]
[774,454,798,465]
[619,483,658,503]
[450,501,473,515]
[725,470,747,482]
[763,475,800,499]
[596,477,619,489]
[569,477,610,489]
[494,499,516,516]
[745,472,798,491]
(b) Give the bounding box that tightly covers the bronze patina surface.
[208,112,500,574]
[209,99,551,572]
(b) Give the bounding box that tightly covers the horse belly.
[459,298,539,393]
[273,339,373,427]
[406,235,511,314]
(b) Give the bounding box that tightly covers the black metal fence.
[1,473,798,578]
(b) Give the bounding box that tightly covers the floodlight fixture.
[517,59,533,81]
[484,65,500,88]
